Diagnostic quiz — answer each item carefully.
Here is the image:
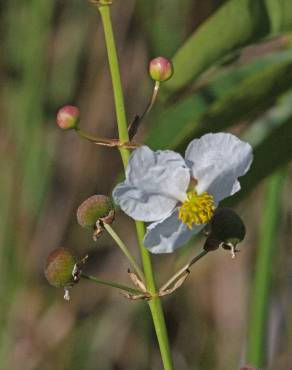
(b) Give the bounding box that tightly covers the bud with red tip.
[56,105,80,130]
[240,366,259,370]
[77,195,115,228]
[149,57,173,82]
[44,248,77,288]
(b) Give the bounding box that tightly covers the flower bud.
[204,207,246,252]
[240,366,258,370]
[44,248,77,288]
[56,105,80,130]
[211,207,246,245]
[77,195,115,228]
[149,57,173,82]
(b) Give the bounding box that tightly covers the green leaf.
[225,87,292,206]
[164,0,292,93]
[225,117,292,205]
[265,0,292,33]
[145,49,292,150]
[136,0,193,56]
[246,170,286,368]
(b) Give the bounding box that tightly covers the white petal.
[185,133,253,202]
[144,209,204,253]
[113,146,190,222]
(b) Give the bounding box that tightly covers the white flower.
[113,133,253,254]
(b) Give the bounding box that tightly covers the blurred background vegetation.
[1,0,292,369]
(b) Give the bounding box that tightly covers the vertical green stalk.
[98,4,174,370]
[98,4,129,169]
[247,170,286,367]
[135,221,174,370]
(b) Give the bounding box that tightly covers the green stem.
[98,5,174,370]
[135,81,160,126]
[128,81,160,140]
[81,272,141,295]
[143,81,160,117]
[135,221,174,370]
[103,223,145,282]
[98,4,130,168]
[247,170,286,367]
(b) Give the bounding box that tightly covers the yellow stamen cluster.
[178,191,215,229]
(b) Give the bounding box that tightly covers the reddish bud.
[44,248,77,288]
[77,195,115,228]
[149,57,173,82]
[240,366,259,370]
[56,105,80,130]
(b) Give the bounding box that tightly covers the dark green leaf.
[164,0,292,93]
[225,117,292,205]
[146,49,292,150]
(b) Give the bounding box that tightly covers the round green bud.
[44,248,76,288]
[210,207,246,245]
[204,207,246,252]
[203,236,221,252]
[56,105,80,130]
[149,57,173,82]
[77,195,115,228]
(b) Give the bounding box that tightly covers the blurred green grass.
[1,1,292,369]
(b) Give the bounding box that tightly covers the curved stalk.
[160,250,208,293]
[128,81,160,139]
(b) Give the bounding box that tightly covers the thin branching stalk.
[81,273,142,295]
[103,223,145,281]
[160,250,208,293]
[128,81,160,139]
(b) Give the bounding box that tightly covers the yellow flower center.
[178,191,215,229]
